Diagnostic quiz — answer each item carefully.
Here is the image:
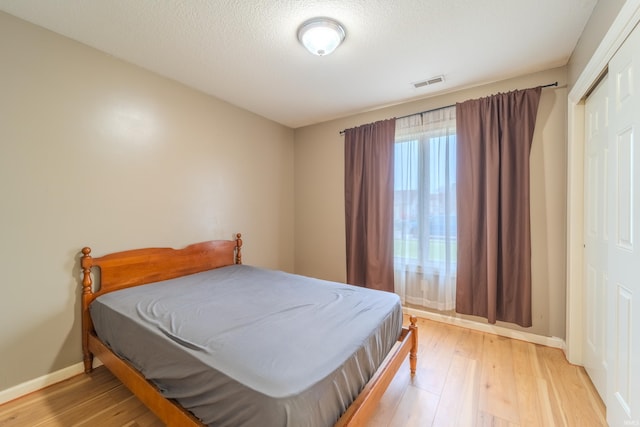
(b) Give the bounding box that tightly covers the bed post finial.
[81,247,93,294]
[235,233,243,264]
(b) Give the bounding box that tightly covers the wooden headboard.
[81,233,242,298]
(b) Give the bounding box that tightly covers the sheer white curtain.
[394,106,457,311]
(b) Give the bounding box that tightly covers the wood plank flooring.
[0,317,606,426]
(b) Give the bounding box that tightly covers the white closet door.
[607,22,640,426]
[584,75,608,402]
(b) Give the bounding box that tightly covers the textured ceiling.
[0,0,598,128]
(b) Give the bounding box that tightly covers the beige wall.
[0,11,295,392]
[294,67,568,339]
[568,0,626,86]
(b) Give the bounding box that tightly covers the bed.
[80,233,418,426]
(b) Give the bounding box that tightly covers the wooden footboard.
[87,316,417,427]
[79,235,417,426]
[335,316,418,426]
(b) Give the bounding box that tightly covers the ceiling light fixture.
[297,17,346,56]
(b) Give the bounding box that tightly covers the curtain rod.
[339,81,558,135]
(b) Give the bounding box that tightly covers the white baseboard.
[0,359,103,406]
[403,307,567,350]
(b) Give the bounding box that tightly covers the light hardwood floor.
[0,317,606,427]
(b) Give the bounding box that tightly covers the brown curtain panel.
[455,87,542,327]
[344,118,396,292]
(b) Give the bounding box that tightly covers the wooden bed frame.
[80,233,418,426]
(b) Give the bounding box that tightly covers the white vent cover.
[413,75,445,88]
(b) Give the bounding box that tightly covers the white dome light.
[297,18,346,56]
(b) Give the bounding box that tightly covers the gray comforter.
[90,264,403,426]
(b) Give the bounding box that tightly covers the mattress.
[90,264,403,427]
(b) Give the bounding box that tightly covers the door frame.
[566,0,640,365]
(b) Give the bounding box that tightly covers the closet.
[583,22,640,426]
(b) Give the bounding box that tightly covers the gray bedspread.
[90,264,403,427]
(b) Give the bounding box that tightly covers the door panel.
[583,75,608,401]
[615,127,633,250]
[607,22,640,426]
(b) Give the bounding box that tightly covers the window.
[394,106,457,311]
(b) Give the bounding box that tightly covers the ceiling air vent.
[413,75,444,89]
